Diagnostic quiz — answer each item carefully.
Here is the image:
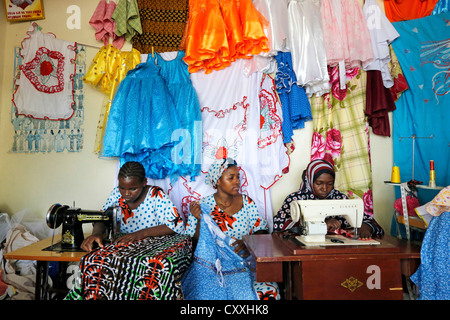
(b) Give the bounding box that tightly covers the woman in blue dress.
[185,158,280,300]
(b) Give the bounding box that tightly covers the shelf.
[396,215,427,230]
[384,181,444,190]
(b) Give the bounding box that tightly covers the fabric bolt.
[184,197,279,300]
[391,12,450,191]
[155,52,202,179]
[65,234,192,300]
[89,0,125,49]
[183,0,269,74]
[384,0,439,22]
[13,23,77,121]
[287,0,329,97]
[102,185,184,234]
[132,0,189,54]
[362,0,399,88]
[274,51,312,144]
[112,0,142,42]
[411,211,450,300]
[182,206,258,300]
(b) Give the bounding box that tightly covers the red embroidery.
[20,47,66,94]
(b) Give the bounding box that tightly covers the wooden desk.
[4,234,87,300]
[243,233,421,300]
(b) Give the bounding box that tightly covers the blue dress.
[156,52,202,179]
[411,212,450,300]
[275,51,312,144]
[101,56,185,180]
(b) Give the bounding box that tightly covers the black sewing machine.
[46,204,120,251]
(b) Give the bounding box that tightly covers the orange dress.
[384,0,439,22]
[183,0,268,74]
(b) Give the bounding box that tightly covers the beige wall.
[0,0,395,233]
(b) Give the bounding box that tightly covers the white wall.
[0,0,395,233]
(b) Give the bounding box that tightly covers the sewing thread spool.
[391,165,401,183]
[429,160,436,187]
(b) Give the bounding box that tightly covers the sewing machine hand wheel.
[46,203,69,229]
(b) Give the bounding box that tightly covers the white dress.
[287,0,330,97]
[13,23,77,120]
[243,0,291,76]
[362,0,400,88]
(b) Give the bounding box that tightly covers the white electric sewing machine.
[289,199,379,246]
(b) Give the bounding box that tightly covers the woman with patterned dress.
[65,161,191,300]
[273,159,384,239]
[185,158,280,300]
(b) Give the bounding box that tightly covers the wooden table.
[3,234,88,300]
[243,233,421,300]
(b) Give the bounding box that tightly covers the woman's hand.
[81,234,104,252]
[346,223,373,240]
[326,218,342,232]
[189,201,202,220]
[357,223,373,240]
[231,238,249,258]
[116,230,145,245]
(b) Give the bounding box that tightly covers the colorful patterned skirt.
[65,234,192,300]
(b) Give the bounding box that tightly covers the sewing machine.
[289,199,371,245]
[46,204,121,251]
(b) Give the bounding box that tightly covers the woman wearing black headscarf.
[273,159,384,239]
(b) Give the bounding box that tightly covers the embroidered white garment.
[150,60,289,231]
[13,23,77,120]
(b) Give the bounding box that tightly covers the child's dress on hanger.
[101,55,184,181]
[156,51,202,179]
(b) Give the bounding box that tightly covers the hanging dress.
[287,0,330,97]
[183,0,268,74]
[384,0,439,22]
[101,56,185,180]
[12,23,77,121]
[156,52,202,179]
[83,45,141,154]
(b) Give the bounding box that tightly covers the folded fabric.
[89,0,125,49]
[112,0,142,41]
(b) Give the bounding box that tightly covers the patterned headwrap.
[299,159,336,198]
[205,158,238,188]
[425,186,450,217]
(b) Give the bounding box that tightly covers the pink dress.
[321,0,374,68]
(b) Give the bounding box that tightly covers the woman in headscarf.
[185,157,280,300]
[273,159,384,239]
